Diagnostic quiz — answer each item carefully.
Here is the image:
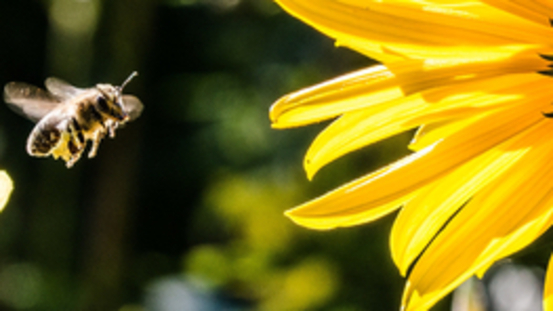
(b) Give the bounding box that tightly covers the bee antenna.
[119,71,138,91]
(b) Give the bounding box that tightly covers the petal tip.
[303,157,319,181]
[284,208,336,230]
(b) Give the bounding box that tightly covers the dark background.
[1,0,545,310]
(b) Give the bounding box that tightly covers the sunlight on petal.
[391,145,528,275]
[275,0,553,61]
[270,54,549,130]
[304,73,550,178]
[402,121,553,310]
[480,0,553,24]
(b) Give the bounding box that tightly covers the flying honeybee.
[3,72,143,168]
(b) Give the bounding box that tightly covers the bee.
[3,72,143,168]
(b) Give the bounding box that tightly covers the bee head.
[95,84,128,121]
[94,72,138,122]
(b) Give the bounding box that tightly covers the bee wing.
[122,95,144,121]
[4,82,62,122]
[45,77,86,100]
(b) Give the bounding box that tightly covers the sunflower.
[269,1,553,310]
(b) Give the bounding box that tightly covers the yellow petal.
[544,253,553,311]
[305,73,553,178]
[481,0,553,24]
[391,137,528,275]
[275,0,553,62]
[394,83,553,273]
[270,53,549,129]
[409,118,480,152]
[286,92,549,229]
[285,147,433,230]
[402,120,553,310]
[270,65,402,128]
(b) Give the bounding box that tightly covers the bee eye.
[96,96,109,112]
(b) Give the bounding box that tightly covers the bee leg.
[66,152,82,168]
[66,159,76,168]
[88,130,106,158]
[66,153,83,168]
[65,136,85,168]
[106,120,118,138]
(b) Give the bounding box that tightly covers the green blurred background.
[0,0,426,310]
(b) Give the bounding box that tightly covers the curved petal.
[270,52,549,129]
[275,0,553,62]
[391,137,528,275]
[401,121,553,310]
[270,65,402,128]
[303,73,551,178]
[285,94,549,229]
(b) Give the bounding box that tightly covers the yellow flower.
[270,1,553,310]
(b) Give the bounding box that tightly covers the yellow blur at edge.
[0,171,13,212]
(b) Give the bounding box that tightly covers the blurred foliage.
[0,0,424,310]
